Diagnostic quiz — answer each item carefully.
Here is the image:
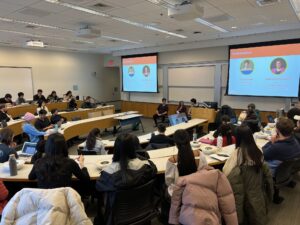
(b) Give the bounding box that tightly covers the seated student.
[223,125,273,224]
[213,115,236,138]
[47,90,59,102]
[34,109,53,131]
[262,118,300,203]
[187,98,198,118]
[30,140,46,164]
[33,89,46,103]
[22,112,46,143]
[68,98,77,110]
[0,128,18,163]
[81,96,94,108]
[0,181,8,216]
[95,133,157,223]
[149,124,174,147]
[50,108,66,125]
[153,98,168,126]
[15,92,26,105]
[176,101,187,115]
[81,128,106,155]
[215,105,236,127]
[0,104,12,122]
[287,107,300,127]
[242,103,260,133]
[28,133,90,188]
[293,115,300,143]
[165,129,207,195]
[169,166,238,225]
[0,94,13,105]
[63,90,73,102]
[211,123,236,147]
[36,100,50,115]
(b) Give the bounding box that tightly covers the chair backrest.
[274,159,295,186]
[110,179,158,225]
[292,157,300,174]
[77,149,97,155]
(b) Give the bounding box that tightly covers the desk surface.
[0,123,270,182]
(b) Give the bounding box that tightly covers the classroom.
[0,1,300,225]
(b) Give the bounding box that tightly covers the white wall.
[0,46,120,102]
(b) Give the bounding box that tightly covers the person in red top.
[0,180,8,216]
[212,123,236,147]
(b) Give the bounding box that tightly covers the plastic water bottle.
[217,135,223,149]
[193,129,197,142]
[9,154,17,176]
[54,124,59,133]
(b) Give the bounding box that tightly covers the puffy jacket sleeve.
[168,179,185,225]
[216,171,238,225]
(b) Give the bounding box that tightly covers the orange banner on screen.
[123,56,157,65]
[230,44,300,59]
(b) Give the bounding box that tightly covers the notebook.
[18,142,37,157]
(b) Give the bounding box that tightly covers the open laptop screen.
[21,142,37,156]
[168,113,188,126]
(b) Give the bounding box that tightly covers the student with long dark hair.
[165,129,207,195]
[95,133,157,224]
[96,133,156,191]
[223,125,273,225]
[82,128,106,155]
[28,133,90,188]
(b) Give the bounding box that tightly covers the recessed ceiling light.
[231,26,237,29]
[252,22,264,26]
[194,18,228,33]
[280,19,288,22]
[44,0,187,38]
[26,40,44,48]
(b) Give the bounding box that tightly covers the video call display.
[227,41,300,97]
[122,54,158,93]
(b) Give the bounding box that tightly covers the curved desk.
[2,106,115,137]
[95,118,208,148]
[6,101,84,118]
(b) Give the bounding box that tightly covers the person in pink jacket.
[169,166,238,225]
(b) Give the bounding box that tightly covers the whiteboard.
[169,87,214,102]
[168,66,215,86]
[0,67,33,100]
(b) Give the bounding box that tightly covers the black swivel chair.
[274,159,295,188]
[103,179,159,225]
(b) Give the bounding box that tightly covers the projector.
[76,27,101,39]
[168,3,204,21]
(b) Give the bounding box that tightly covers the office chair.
[102,179,158,225]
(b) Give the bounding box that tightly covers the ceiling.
[0,0,299,55]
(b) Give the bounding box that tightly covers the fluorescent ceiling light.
[101,35,141,44]
[0,17,71,31]
[289,0,300,20]
[44,0,187,38]
[26,40,44,48]
[0,29,94,44]
[194,18,228,33]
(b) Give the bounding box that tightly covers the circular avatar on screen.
[142,65,150,77]
[240,59,254,75]
[270,58,287,75]
[128,66,135,77]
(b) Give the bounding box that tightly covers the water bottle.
[9,154,17,176]
[54,124,59,132]
[217,135,223,149]
[192,129,197,142]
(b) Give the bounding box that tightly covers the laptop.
[18,142,37,157]
[168,113,188,126]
